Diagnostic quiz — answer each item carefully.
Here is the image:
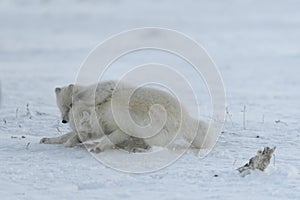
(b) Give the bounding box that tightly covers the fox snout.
[61,112,70,124]
[62,114,69,124]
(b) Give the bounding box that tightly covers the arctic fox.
[40,80,213,152]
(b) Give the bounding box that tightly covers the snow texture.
[0,0,300,199]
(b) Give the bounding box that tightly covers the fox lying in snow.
[40,81,213,153]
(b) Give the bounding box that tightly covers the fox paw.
[40,137,50,144]
[90,146,103,154]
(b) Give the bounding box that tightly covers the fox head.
[55,84,74,124]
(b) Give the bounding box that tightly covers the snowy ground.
[1,0,300,199]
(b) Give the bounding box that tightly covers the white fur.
[40,80,213,152]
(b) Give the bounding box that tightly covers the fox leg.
[90,129,130,153]
[40,131,76,145]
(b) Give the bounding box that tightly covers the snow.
[1,0,300,199]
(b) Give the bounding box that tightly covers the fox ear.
[69,84,74,91]
[55,87,61,93]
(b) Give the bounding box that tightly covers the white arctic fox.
[40,80,213,152]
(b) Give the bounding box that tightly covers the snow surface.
[1,0,300,199]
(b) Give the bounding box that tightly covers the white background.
[0,0,299,199]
